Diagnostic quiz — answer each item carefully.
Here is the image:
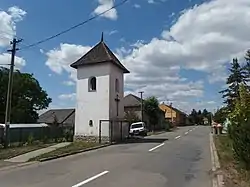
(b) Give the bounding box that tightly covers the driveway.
[0,126,212,187]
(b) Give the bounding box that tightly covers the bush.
[27,133,34,145]
[229,84,250,170]
[63,128,74,142]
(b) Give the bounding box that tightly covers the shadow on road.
[118,136,169,144]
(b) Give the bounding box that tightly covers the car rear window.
[131,124,143,128]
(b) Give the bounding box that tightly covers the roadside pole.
[4,38,22,148]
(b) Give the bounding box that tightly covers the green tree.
[202,109,209,117]
[243,50,250,83]
[0,67,52,123]
[228,84,250,169]
[213,107,227,123]
[189,109,198,124]
[220,58,246,111]
[144,96,160,131]
[124,111,140,125]
[197,110,203,125]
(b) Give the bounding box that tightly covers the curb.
[0,161,38,172]
[39,144,111,162]
[210,133,224,187]
[147,131,167,136]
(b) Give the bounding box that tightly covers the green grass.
[214,135,250,187]
[29,141,101,161]
[0,143,55,160]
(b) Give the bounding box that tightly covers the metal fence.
[99,120,129,144]
[0,126,74,145]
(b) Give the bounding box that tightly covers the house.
[159,103,187,126]
[38,108,75,127]
[123,94,165,131]
[123,94,149,124]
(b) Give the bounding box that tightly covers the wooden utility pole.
[4,38,22,148]
[139,91,144,122]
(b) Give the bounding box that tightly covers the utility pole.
[4,38,22,148]
[139,91,144,122]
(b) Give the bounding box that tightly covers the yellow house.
[159,103,187,126]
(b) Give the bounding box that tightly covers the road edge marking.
[175,135,181,139]
[210,133,224,187]
[72,171,109,187]
[148,143,165,152]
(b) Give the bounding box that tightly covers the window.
[115,78,119,93]
[131,123,143,129]
[89,77,96,91]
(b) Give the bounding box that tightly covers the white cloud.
[0,53,26,69]
[108,30,118,35]
[8,6,26,22]
[58,93,76,101]
[93,0,117,20]
[133,4,141,8]
[46,0,250,112]
[0,6,26,47]
[148,0,167,4]
[63,80,75,86]
[45,43,91,81]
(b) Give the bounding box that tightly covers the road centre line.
[149,143,165,152]
[72,171,109,187]
[184,132,188,135]
[175,135,181,139]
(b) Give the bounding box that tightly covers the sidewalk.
[4,142,71,163]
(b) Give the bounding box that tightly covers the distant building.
[38,108,75,127]
[123,94,150,124]
[159,103,187,126]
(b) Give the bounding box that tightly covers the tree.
[213,107,227,123]
[202,109,209,117]
[0,67,52,123]
[188,109,198,124]
[220,58,246,111]
[243,49,250,83]
[124,111,140,125]
[144,96,160,131]
[228,84,250,169]
[197,110,203,125]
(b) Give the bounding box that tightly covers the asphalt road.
[0,126,212,187]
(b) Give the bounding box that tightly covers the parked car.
[129,122,147,136]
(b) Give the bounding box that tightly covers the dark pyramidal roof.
[70,34,129,73]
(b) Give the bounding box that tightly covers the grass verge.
[0,143,55,160]
[214,135,250,187]
[29,141,101,161]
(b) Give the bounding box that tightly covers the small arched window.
[115,79,119,93]
[89,77,96,91]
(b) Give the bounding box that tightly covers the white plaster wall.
[75,63,111,137]
[109,64,124,120]
[109,64,125,140]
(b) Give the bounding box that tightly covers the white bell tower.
[70,34,129,141]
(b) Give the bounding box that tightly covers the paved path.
[4,142,71,163]
[0,126,212,187]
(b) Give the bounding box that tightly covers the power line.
[19,0,128,51]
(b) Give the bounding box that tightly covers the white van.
[129,122,147,136]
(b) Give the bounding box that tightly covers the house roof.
[70,38,129,73]
[160,103,187,116]
[123,94,143,107]
[38,108,75,124]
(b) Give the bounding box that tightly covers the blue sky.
[0,0,249,114]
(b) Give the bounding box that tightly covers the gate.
[99,120,129,144]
